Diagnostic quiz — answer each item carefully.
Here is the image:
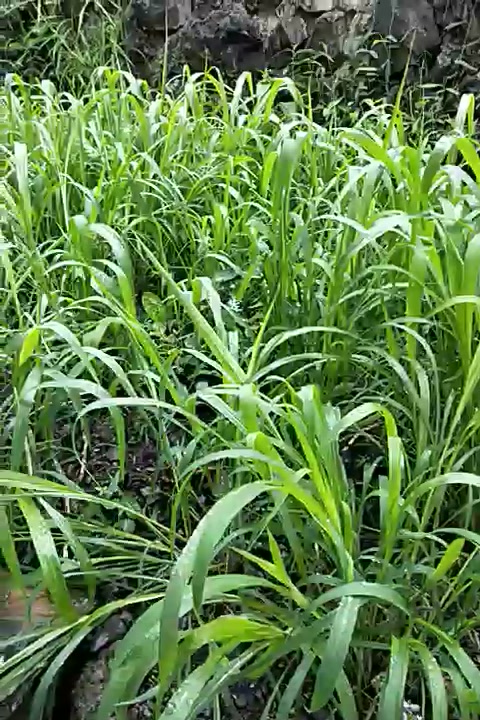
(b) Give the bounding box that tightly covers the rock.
[70,651,113,720]
[373,0,440,54]
[131,0,192,31]
[168,4,267,72]
[299,0,367,13]
[280,16,309,46]
[268,15,309,51]
[429,39,460,82]
[121,0,480,89]
[429,0,480,86]
[229,680,268,716]
[433,0,480,39]
[299,0,334,12]
[88,612,131,653]
[306,7,372,56]
[0,578,60,719]
[0,2,22,76]
[8,0,480,112]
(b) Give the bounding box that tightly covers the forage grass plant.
[2,0,128,88]
[2,69,480,718]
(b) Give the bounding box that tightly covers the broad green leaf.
[17,497,77,622]
[310,582,409,616]
[378,636,409,720]
[186,615,283,650]
[454,94,475,136]
[30,622,94,719]
[421,136,455,197]
[157,651,223,720]
[335,671,359,720]
[405,243,427,364]
[267,529,290,586]
[311,597,361,711]
[412,641,447,720]
[0,507,24,593]
[161,483,269,690]
[410,472,480,504]
[417,620,480,695]
[429,538,464,585]
[135,239,245,383]
[276,650,314,720]
[456,137,480,181]
[18,327,40,366]
[89,222,133,283]
[39,499,95,603]
[236,548,286,586]
[447,665,475,719]
[11,364,42,471]
[97,575,272,720]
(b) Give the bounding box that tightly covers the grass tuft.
[2,68,480,718]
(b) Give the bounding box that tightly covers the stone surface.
[167,3,267,72]
[306,7,372,54]
[5,0,480,106]
[123,0,480,85]
[299,0,368,12]
[131,0,192,31]
[373,0,440,53]
[298,0,335,13]
[280,15,309,46]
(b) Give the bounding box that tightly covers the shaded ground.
[10,675,331,720]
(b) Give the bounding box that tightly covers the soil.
[0,411,345,720]
[9,676,332,720]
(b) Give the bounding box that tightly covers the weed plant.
[2,68,480,719]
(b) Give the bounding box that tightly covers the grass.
[2,65,480,719]
[2,1,127,87]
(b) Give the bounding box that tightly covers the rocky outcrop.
[2,0,480,90]
[123,0,480,86]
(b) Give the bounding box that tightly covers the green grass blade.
[311,597,362,711]
[377,636,409,720]
[17,496,77,621]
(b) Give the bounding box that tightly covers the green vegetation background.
[2,13,480,719]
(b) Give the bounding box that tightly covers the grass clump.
[2,68,480,719]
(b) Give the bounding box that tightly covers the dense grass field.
[2,67,480,719]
